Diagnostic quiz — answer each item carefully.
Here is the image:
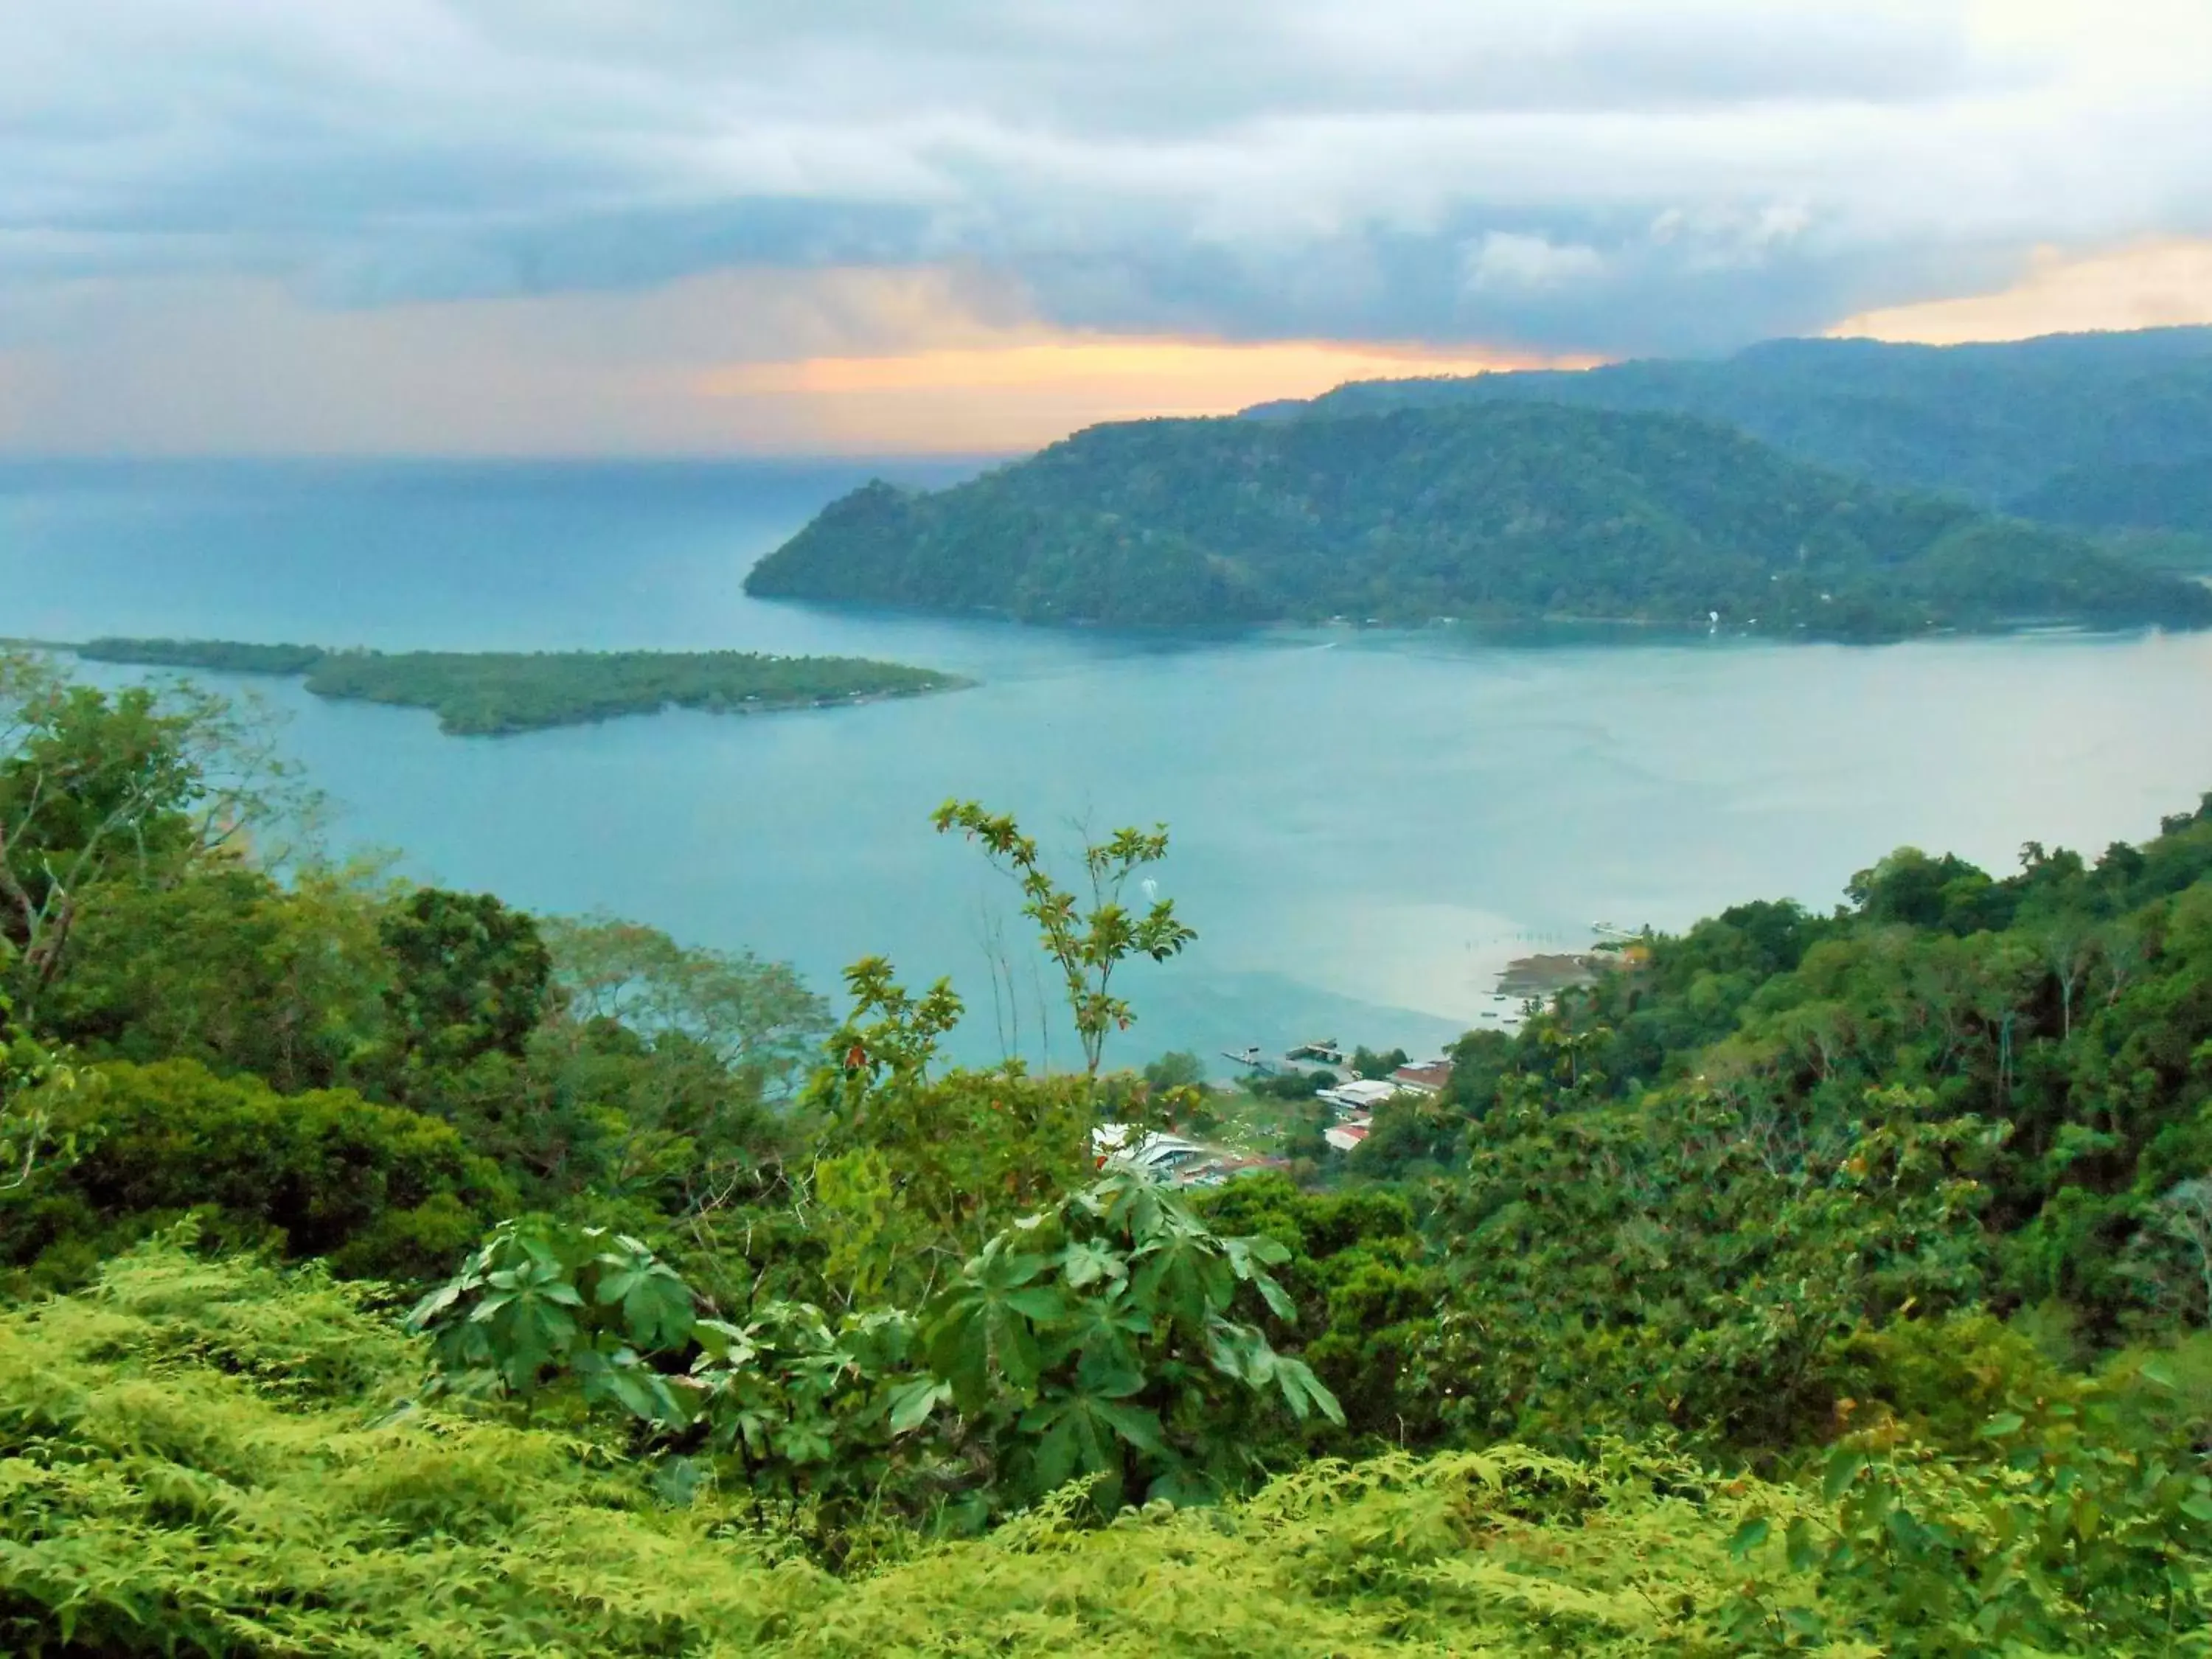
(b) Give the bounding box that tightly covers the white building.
[1092,1125,1208,1177]
[1317,1079,1400,1116]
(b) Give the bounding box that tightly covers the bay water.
[10,458,2212,1071]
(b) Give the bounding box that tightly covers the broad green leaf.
[1006,1285,1069,1324]
[1032,1417,1079,1492]
[887,1377,950,1435]
[600,1366,685,1426]
[1093,1399,1167,1454]
[1074,1343,1145,1399]
[620,1270,695,1351]
[997,1311,1044,1393]
[1823,1449,1866,1503]
[1884,1506,1929,1551]
[1272,1355,1345,1427]
[1058,1240,1126,1290]
[1252,1273,1297,1323]
[406,1281,464,1329]
[772,1421,835,1466]
[1784,1516,1821,1572]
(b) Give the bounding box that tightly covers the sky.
[4,0,2211,456]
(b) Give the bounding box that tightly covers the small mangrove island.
[74,639,971,735]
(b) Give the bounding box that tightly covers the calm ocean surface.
[10,458,2212,1071]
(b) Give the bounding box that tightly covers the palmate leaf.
[1044,1286,1151,1374]
[923,1238,1062,1408]
[1058,1239,1126,1290]
[841,1307,922,1373]
[1221,1234,1291,1274]
[574,1346,692,1427]
[1088,1169,1169,1242]
[1020,1380,1166,1492]
[1203,1317,1267,1386]
[773,1419,836,1466]
[690,1318,759,1369]
[1131,1221,1236,1330]
[1029,1413,1096,1494]
[1092,1397,1167,1454]
[1073,1339,1146,1400]
[484,1271,584,1307]
[621,1371,689,1427]
[608,1265,696,1353]
[1006,1286,1069,1322]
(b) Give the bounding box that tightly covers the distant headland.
[745,329,2212,638]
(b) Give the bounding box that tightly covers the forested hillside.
[5,647,2212,1654]
[2015,458,2212,538]
[1271,326,2212,509]
[745,402,2212,633]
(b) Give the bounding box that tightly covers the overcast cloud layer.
[5,0,2211,451]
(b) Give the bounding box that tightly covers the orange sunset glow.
[698,335,1593,453]
[1831,240,2212,346]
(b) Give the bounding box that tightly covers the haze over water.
[11,459,2212,1071]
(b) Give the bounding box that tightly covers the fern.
[4,1245,2205,1655]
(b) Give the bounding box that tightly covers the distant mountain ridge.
[744,400,2212,636]
[2013,457,2212,537]
[1248,326,2212,518]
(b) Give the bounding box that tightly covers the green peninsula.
[74,639,970,735]
[743,402,2212,636]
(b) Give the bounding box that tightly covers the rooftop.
[1391,1060,1454,1093]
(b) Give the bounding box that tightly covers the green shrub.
[1,1058,512,1287]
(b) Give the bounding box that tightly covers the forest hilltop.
[1264,324,2212,520]
[744,396,2212,634]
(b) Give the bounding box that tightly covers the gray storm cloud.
[2,0,2209,445]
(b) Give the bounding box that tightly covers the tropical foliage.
[405,1166,1340,1527]
[5,643,2212,1653]
[9,1244,2207,1658]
